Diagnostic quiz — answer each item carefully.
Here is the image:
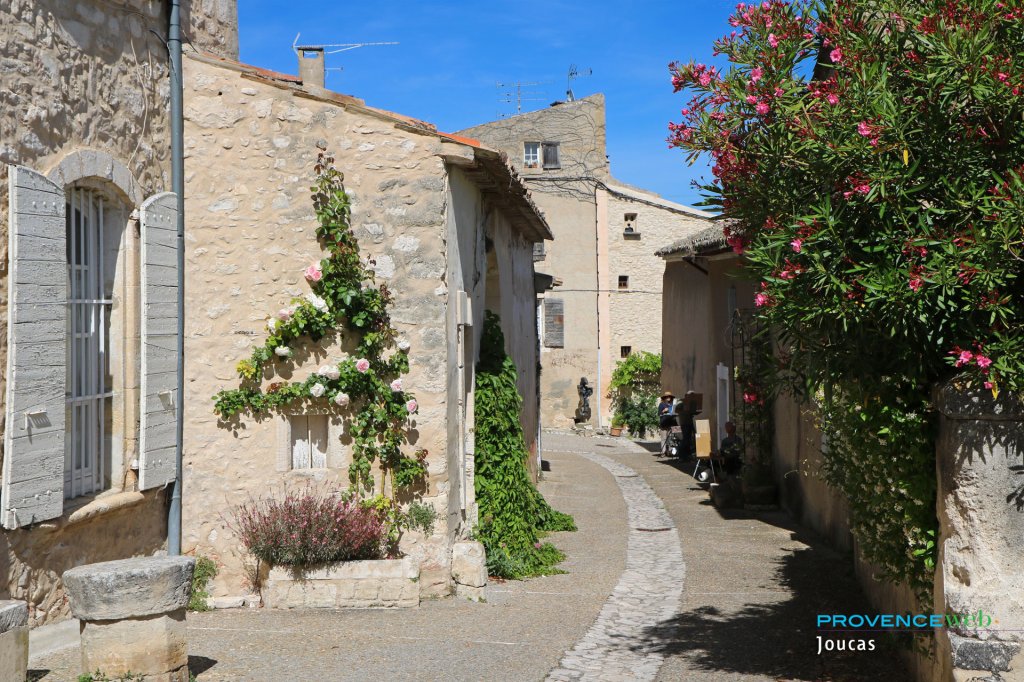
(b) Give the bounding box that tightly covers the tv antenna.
[292,33,398,81]
[566,64,592,101]
[496,81,546,116]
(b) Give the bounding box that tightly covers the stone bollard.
[934,384,1024,681]
[0,600,28,681]
[63,556,195,682]
[451,541,487,601]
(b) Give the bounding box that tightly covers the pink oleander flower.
[406,399,418,413]
[790,238,803,253]
[756,101,770,115]
[976,355,992,369]
[390,379,403,392]
[699,72,712,87]
[755,292,769,307]
[746,94,758,105]
[768,33,779,48]
[830,47,843,63]
[984,381,994,389]
[750,66,763,83]
[857,121,872,137]
[304,262,323,282]
[355,358,370,373]
[956,350,974,367]
[334,392,351,407]
[909,277,923,292]
[826,93,839,105]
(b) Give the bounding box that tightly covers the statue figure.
[575,377,593,423]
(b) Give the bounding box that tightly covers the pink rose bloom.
[790,238,803,253]
[355,358,370,373]
[750,66,763,83]
[334,392,351,407]
[857,121,872,137]
[755,102,770,115]
[976,355,992,369]
[390,378,403,392]
[406,399,418,413]
[277,307,292,321]
[830,47,843,63]
[304,262,323,282]
[768,33,779,48]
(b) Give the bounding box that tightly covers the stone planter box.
[262,558,419,609]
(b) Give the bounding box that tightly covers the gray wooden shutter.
[139,192,178,490]
[2,166,67,528]
[542,143,560,170]
[544,297,565,348]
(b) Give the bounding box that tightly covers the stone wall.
[606,189,710,391]
[459,97,608,425]
[181,54,457,598]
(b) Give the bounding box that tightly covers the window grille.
[65,187,117,499]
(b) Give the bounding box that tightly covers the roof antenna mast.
[566,64,592,102]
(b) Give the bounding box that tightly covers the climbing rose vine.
[670,0,1024,600]
[213,152,427,496]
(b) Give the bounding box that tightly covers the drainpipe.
[167,0,185,556]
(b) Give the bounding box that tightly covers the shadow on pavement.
[630,518,913,681]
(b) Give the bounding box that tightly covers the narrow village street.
[30,432,906,681]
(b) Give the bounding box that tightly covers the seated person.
[720,420,744,476]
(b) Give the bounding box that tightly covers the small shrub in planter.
[230,487,386,568]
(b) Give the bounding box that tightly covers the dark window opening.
[618,275,629,290]
[620,346,632,358]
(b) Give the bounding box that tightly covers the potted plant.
[610,414,624,437]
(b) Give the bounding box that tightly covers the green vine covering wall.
[474,311,576,579]
[213,152,426,497]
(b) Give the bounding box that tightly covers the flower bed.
[262,557,419,609]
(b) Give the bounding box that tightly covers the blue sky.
[239,1,737,207]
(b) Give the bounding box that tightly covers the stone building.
[1,0,549,622]
[0,0,237,625]
[180,50,550,599]
[459,97,712,428]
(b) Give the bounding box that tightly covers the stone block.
[263,559,419,608]
[451,541,487,588]
[79,610,188,682]
[456,584,485,602]
[0,600,28,633]
[63,557,196,620]
[0,626,28,682]
[208,596,245,609]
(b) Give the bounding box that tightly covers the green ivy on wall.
[213,151,426,497]
[474,311,576,579]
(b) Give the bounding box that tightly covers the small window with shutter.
[290,414,329,469]
[543,297,565,348]
[533,241,546,262]
[542,142,560,170]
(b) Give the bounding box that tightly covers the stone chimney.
[297,47,325,88]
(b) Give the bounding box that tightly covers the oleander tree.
[669,0,1024,599]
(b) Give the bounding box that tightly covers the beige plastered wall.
[181,54,464,598]
[0,0,233,625]
[459,97,609,426]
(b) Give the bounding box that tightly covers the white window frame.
[524,142,540,168]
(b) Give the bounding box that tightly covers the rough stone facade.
[0,0,234,625]
[181,53,547,600]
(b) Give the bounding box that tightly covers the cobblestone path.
[547,451,683,682]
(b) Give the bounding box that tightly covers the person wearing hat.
[658,390,676,455]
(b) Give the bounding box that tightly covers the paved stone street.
[30,433,908,681]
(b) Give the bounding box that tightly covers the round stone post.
[934,384,1024,681]
[63,557,195,682]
